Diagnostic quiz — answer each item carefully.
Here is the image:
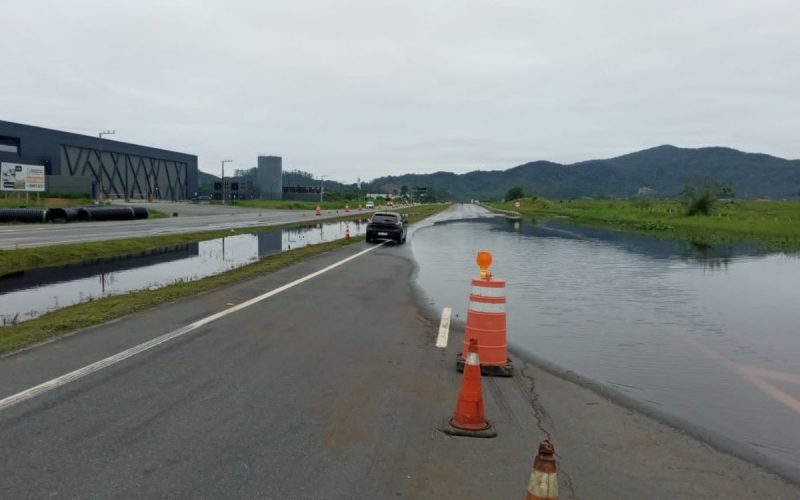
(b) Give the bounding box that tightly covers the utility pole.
[319,175,327,205]
[221,159,232,204]
[97,130,115,200]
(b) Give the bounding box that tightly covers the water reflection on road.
[0,220,366,325]
[412,204,800,480]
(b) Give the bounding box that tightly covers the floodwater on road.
[411,204,800,481]
[0,220,366,325]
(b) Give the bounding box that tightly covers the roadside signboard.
[1,162,46,192]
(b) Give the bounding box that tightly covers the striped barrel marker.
[459,277,513,376]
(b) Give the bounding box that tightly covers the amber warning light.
[476,251,493,278]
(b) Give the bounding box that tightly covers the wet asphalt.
[0,234,798,498]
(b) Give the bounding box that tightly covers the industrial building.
[257,156,282,200]
[0,120,198,199]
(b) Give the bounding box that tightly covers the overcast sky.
[3,1,799,181]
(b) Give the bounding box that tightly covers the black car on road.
[366,211,407,244]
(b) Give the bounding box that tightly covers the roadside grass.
[147,209,169,219]
[0,196,94,208]
[487,198,800,250]
[0,203,447,353]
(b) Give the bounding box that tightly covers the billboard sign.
[1,162,46,192]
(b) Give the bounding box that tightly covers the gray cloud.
[2,0,798,181]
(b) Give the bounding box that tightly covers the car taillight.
[395,220,401,226]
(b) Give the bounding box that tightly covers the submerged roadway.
[0,213,798,498]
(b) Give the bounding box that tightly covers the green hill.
[366,145,800,200]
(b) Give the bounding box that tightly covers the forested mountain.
[366,145,800,200]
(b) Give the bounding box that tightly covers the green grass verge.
[0,196,94,208]
[486,198,800,250]
[0,203,448,354]
[147,209,169,219]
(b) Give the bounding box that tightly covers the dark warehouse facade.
[0,120,198,200]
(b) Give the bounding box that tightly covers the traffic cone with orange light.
[315,204,321,216]
[525,440,559,500]
[440,339,497,438]
[457,251,513,377]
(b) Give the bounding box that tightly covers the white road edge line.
[0,242,385,413]
[436,307,452,348]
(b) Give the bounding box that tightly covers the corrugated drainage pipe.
[0,208,48,223]
[83,206,136,221]
[47,207,79,223]
[131,206,149,219]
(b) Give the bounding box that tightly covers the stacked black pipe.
[47,207,79,222]
[131,206,149,220]
[1,206,149,223]
[81,206,136,221]
[0,208,48,223]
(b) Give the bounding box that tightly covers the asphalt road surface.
[0,240,797,498]
[0,202,370,249]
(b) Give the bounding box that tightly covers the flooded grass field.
[412,204,800,481]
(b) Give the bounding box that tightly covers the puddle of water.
[0,220,367,325]
[412,204,800,481]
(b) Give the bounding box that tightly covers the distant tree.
[425,185,437,202]
[718,181,736,199]
[505,186,524,202]
[400,185,409,197]
[681,180,733,216]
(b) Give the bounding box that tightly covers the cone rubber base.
[456,354,514,377]
[439,418,497,438]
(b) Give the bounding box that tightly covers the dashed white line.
[436,307,452,348]
[0,242,384,413]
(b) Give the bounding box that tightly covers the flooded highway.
[412,204,800,481]
[0,220,366,325]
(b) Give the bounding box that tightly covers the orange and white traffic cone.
[440,339,496,438]
[525,440,558,500]
[345,223,350,240]
[457,251,513,376]
[315,204,321,216]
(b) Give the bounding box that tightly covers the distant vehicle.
[366,211,407,244]
[365,200,375,209]
[192,195,211,203]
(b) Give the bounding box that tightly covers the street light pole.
[319,175,327,205]
[221,159,232,204]
[97,130,115,200]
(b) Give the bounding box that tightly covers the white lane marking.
[0,243,384,413]
[436,307,452,348]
